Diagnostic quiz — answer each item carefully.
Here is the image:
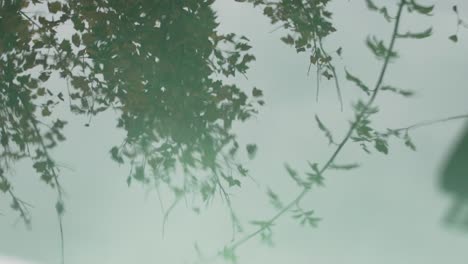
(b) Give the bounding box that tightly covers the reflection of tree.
[238,0,342,108]
[0,0,263,227]
[0,2,66,226]
[440,123,468,229]
[62,0,261,195]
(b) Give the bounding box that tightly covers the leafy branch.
[17,94,66,264]
[197,1,408,262]
[0,171,33,227]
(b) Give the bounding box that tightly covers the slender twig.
[18,10,42,29]
[393,114,468,132]
[317,38,343,111]
[162,195,181,238]
[1,175,32,227]
[200,1,407,261]
[17,95,66,264]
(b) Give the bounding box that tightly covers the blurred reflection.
[62,0,261,189]
[440,123,468,229]
[1,0,263,217]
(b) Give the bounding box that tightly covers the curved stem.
[209,0,407,260]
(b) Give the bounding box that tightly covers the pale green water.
[1,1,468,263]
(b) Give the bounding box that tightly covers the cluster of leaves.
[0,1,67,225]
[350,99,417,155]
[285,162,324,189]
[1,0,265,227]
[212,1,453,263]
[237,0,342,106]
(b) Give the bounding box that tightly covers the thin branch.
[18,10,42,29]
[1,177,33,227]
[317,38,343,111]
[393,114,468,132]
[17,94,66,264]
[206,0,407,260]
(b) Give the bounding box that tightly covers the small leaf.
[237,164,248,176]
[315,115,334,145]
[41,107,51,117]
[397,27,432,39]
[0,178,10,193]
[55,200,65,215]
[365,0,378,11]
[345,70,370,95]
[71,33,81,47]
[133,166,145,181]
[246,144,257,159]
[410,0,434,15]
[374,138,389,154]
[336,47,342,56]
[110,146,124,164]
[285,163,298,178]
[449,35,458,42]
[329,163,360,170]
[252,87,263,97]
[47,1,62,13]
[404,132,416,151]
[222,174,241,187]
[381,85,414,97]
[322,70,333,80]
[280,35,294,45]
[267,188,283,210]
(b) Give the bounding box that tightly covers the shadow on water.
[440,123,468,230]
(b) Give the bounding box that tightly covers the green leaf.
[222,247,237,263]
[449,35,458,42]
[374,138,389,154]
[315,115,334,145]
[55,200,65,215]
[329,163,360,170]
[59,39,72,53]
[365,0,392,22]
[110,146,124,164]
[133,166,145,181]
[250,220,272,228]
[404,132,416,151]
[365,0,379,11]
[72,33,81,47]
[47,1,62,13]
[252,87,263,97]
[336,47,342,56]
[285,163,306,186]
[366,36,398,60]
[246,144,257,159]
[381,85,414,97]
[280,34,294,45]
[410,0,434,15]
[285,163,298,178]
[397,27,432,39]
[222,174,241,187]
[267,188,283,210]
[41,107,51,117]
[0,178,10,193]
[345,70,370,95]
